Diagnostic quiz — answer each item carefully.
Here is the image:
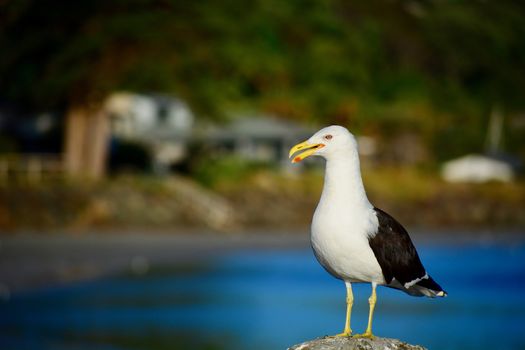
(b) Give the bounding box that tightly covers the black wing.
[369,208,446,297]
[368,207,425,286]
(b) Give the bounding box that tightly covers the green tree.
[1,0,524,165]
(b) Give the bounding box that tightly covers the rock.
[288,336,427,350]
[166,177,239,232]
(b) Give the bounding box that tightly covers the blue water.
[1,241,525,350]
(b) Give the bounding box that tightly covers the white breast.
[311,193,385,284]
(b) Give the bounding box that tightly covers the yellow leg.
[356,283,377,339]
[336,282,353,337]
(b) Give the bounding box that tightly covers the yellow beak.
[289,141,325,163]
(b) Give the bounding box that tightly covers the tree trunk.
[85,107,110,178]
[64,105,109,179]
[64,107,87,177]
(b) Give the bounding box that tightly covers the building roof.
[209,115,314,141]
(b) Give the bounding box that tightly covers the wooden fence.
[0,154,64,184]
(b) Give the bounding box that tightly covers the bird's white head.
[289,125,357,163]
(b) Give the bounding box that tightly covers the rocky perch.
[288,336,427,350]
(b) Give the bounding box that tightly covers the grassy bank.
[213,166,525,230]
[0,168,524,233]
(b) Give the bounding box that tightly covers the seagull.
[289,125,446,338]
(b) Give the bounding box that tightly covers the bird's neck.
[321,151,372,211]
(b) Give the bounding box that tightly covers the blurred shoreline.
[0,231,309,294]
[1,171,525,233]
[1,170,524,295]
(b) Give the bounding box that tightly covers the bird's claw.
[353,332,375,339]
[334,331,352,337]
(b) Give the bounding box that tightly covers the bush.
[108,139,152,174]
[191,155,270,188]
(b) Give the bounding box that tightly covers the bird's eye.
[324,134,333,140]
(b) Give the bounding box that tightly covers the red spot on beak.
[294,156,302,163]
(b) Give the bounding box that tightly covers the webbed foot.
[334,330,352,337]
[353,332,375,339]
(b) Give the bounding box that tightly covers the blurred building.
[105,92,194,173]
[204,115,314,167]
[197,115,381,171]
[0,103,63,183]
[441,154,515,183]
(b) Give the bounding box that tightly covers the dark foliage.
[1,0,524,159]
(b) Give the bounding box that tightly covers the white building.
[105,92,194,171]
[441,154,514,183]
